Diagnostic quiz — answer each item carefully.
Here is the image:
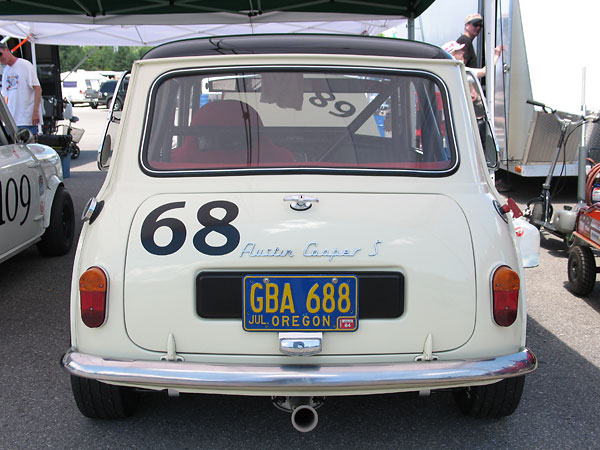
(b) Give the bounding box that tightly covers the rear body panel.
[124,192,475,355]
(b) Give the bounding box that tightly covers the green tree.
[59,46,150,72]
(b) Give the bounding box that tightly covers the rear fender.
[42,176,63,229]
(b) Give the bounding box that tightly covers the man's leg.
[18,125,39,135]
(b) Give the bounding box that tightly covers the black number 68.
[140,200,240,256]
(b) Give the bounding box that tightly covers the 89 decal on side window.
[140,200,240,256]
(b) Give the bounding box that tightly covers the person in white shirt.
[0,42,42,135]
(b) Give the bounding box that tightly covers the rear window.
[62,81,77,88]
[87,79,102,90]
[142,68,456,175]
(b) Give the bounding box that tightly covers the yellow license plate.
[243,274,358,331]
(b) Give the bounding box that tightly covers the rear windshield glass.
[142,69,456,174]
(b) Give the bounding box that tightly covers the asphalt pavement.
[0,106,599,449]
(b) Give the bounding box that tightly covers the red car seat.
[170,99,294,166]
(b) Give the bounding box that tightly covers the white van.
[61,70,107,105]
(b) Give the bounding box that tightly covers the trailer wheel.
[567,245,596,296]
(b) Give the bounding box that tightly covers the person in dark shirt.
[443,39,502,80]
[457,13,483,68]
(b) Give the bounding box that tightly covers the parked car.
[62,34,536,430]
[86,75,129,110]
[0,92,75,264]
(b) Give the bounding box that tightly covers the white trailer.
[60,70,108,105]
[399,0,600,177]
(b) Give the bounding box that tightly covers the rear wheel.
[37,186,74,256]
[567,245,596,296]
[113,97,123,111]
[90,103,98,109]
[71,375,139,419]
[70,144,80,159]
[453,376,525,418]
[529,200,553,229]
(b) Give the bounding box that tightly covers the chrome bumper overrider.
[62,348,536,392]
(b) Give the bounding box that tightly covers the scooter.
[61,115,83,160]
[37,115,84,160]
[524,100,598,247]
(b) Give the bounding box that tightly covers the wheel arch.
[42,177,65,229]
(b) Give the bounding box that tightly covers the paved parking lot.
[0,107,599,449]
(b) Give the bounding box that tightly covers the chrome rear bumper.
[62,348,536,394]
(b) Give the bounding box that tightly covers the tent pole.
[30,38,37,68]
[64,46,99,79]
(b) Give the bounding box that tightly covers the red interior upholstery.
[169,100,294,166]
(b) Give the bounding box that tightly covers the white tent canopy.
[0,16,406,47]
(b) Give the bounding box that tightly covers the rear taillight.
[492,266,520,327]
[79,267,108,328]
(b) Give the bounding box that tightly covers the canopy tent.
[0,1,435,46]
[0,19,407,46]
[0,1,435,24]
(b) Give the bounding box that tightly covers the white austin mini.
[0,98,74,264]
[62,35,536,430]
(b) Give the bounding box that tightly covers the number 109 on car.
[242,275,358,332]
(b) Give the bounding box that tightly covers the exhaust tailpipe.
[291,404,318,433]
[271,396,324,433]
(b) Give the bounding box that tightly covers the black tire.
[70,375,139,419]
[90,103,98,109]
[37,186,75,256]
[567,245,596,296]
[113,97,123,111]
[529,201,553,229]
[453,376,526,419]
[70,144,80,159]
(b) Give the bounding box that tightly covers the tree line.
[59,46,151,72]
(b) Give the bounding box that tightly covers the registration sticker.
[243,274,358,332]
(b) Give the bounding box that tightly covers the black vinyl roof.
[143,34,450,60]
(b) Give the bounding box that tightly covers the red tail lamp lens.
[79,267,107,328]
[492,266,520,327]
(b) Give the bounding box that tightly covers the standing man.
[457,13,483,68]
[0,42,42,135]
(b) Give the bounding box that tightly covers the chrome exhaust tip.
[291,404,318,433]
[272,396,324,433]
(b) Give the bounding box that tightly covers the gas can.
[513,216,540,268]
[554,208,577,234]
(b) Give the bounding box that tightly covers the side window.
[98,72,129,170]
[0,101,16,145]
[467,73,498,169]
[0,120,10,145]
